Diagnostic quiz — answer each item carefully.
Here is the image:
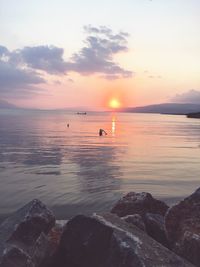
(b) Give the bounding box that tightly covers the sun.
[109,98,121,109]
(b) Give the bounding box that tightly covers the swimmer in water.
[99,128,107,136]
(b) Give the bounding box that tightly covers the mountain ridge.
[0,99,17,109]
[119,103,200,115]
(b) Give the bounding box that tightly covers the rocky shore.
[1,188,200,266]
[187,112,200,118]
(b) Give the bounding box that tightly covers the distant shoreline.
[1,102,200,116]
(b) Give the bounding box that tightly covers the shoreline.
[0,195,186,224]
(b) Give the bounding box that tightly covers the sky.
[0,0,200,109]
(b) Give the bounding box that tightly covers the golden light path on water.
[112,116,116,136]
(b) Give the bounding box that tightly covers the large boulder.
[41,221,66,267]
[144,213,169,247]
[54,215,113,267]
[122,212,169,248]
[0,246,33,267]
[165,187,200,266]
[51,213,194,267]
[98,213,193,267]
[122,214,146,231]
[111,192,169,218]
[0,199,55,267]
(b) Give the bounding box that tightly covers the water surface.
[0,109,200,219]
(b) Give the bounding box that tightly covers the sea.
[0,109,200,220]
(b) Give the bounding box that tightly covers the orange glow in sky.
[0,1,199,110]
[109,98,121,109]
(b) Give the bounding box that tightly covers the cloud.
[53,80,62,85]
[65,25,132,79]
[0,62,44,89]
[143,70,162,79]
[100,74,121,80]
[68,78,74,83]
[148,75,162,79]
[7,26,132,79]
[19,45,67,74]
[0,25,132,97]
[171,89,200,104]
[0,48,45,97]
[0,45,9,56]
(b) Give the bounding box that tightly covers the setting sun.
[109,98,121,109]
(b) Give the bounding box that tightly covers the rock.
[0,199,55,267]
[54,215,113,267]
[41,221,66,267]
[51,213,194,267]
[175,231,200,266]
[47,222,64,252]
[122,214,146,231]
[31,232,50,266]
[111,192,169,218]
[165,187,200,266]
[97,213,194,267]
[0,246,33,267]
[144,213,169,247]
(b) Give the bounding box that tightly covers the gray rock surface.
[144,213,169,247]
[54,214,113,267]
[96,213,194,267]
[0,199,55,267]
[0,246,34,267]
[111,192,169,218]
[122,214,146,231]
[0,192,199,267]
[51,212,193,267]
[165,187,200,266]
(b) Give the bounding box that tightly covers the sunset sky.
[0,0,200,109]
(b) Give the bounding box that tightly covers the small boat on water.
[76,112,87,115]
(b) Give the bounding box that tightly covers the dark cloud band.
[0,25,132,97]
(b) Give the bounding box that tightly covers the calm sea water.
[0,109,200,220]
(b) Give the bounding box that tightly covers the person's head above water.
[99,128,107,136]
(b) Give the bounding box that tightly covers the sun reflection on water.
[112,116,116,136]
